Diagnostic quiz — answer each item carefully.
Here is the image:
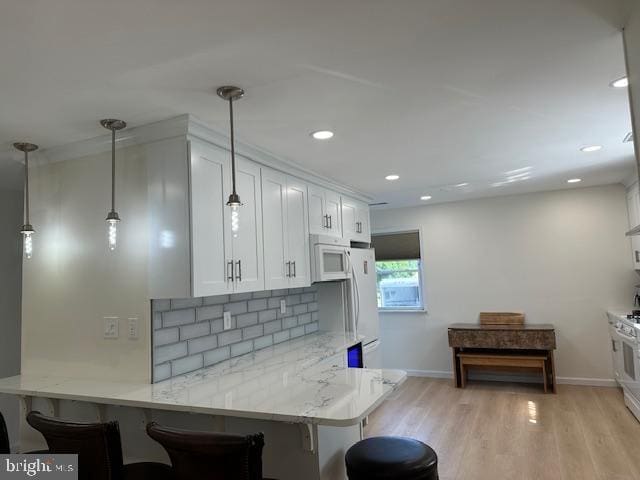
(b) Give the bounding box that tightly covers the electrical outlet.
[223,311,232,330]
[103,317,119,339]
[280,299,286,314]
[127,316,139,339]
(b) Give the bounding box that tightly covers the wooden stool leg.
[549,351,557,393]
[542,361,547,393]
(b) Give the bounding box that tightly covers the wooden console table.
[448,323,557,393]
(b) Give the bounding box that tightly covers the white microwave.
[310,235,351,282]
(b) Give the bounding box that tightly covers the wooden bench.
[457,352,550,392]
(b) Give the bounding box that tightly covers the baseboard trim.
[405,370,617,387]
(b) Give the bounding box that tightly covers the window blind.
[371,231,421,260]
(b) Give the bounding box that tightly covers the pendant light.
[100,119,127,251]
[14,142,38,259]
[217,85,244,238]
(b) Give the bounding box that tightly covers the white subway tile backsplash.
[154,363,171,382]
[253,334,273,350]
[188,335,218,354]
[154,328,179,346]
[218,329,242,346]
[305,322,319,334]
[224,301,248,315]
[210,318,224,334]
[163,309,195,328]
[243,324,263,340]
[236,312,258,328]
[282,317,297,329]
[231,340,254,357]
[204,295,229,305]
[180,322,210,340]
[171,297,203,309]
[153,285,319,381]
[172,354,204,376]
[248,298,268,312]
[156,342,188,363]
[273,330,290,344]
[258,309,277,323]
[196,305,223,322]
[264,319,282,334]
[291,325,305,339]
[204,346,231,366]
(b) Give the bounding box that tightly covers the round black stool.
[345,436,438,480]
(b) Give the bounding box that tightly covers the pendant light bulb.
[14,142,38,260]
[100,119,126,252]
[217,86,245,239]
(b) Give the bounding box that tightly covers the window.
[371,231,424,311]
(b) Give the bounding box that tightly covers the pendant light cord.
[24,151,29,225]
[229,98,237,196]
[111,127,116,213]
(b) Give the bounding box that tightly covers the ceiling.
[0,0,636,205]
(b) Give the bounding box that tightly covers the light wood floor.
[364,377,640,480]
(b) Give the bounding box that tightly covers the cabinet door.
[189,140,234,297]
[262,169,290,290]
[308,184,326,235]
[286,177,311,287]
[325,190,343,238]
[356,202,371,243]
[341,198,358,242]
[232,157,265,293]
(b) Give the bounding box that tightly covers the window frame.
[371,226,427,313]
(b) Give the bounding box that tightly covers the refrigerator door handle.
[352,262,360,329]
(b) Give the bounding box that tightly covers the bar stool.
[26,411,173,480]
[147,422,272,480]
[345,436,439,480]
[0,411,9,454]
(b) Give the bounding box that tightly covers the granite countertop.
[0,332,406,427]
[448,323,555,330]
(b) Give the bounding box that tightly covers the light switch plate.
[127,316,139,339]
[223,311,232,330]
[104,317,119,339]
[280,299,286,314]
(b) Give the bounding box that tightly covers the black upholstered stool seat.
[345,436,438,480]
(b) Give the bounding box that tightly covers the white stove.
[607,311,640,422]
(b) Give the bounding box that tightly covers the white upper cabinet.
[262,168,310,289]
[232,157,265,293]
[148,137,264,298]
[308,184,342,238]
[627,184,640,269]
[341,196,371,243]
[189,139,234,297]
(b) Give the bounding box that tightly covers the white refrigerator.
[348,248,382,368]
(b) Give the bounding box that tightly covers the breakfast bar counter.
[0,332,406,480]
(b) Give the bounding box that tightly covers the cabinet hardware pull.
[636,251,639,263]
[292,261,296,278]
[328,215,332,229]
[236,260,242,282]
[227,261,234,282]
[324,214,329,228]
[286,261,291,277]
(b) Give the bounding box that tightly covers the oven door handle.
[616,330,637,342]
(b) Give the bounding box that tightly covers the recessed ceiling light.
[610,77,629,88]
[420,195,432,201]
[385,174,399,181]
[580,145,602,153]
[567,178,582,183]
[310,130,334,140]
[454,182,469,187]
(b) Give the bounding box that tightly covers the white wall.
[625,0,640,152]
[0,190,23,449]
[21,145,151,382]
[372,184,636,384]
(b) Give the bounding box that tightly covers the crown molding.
[36,113,372,202]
